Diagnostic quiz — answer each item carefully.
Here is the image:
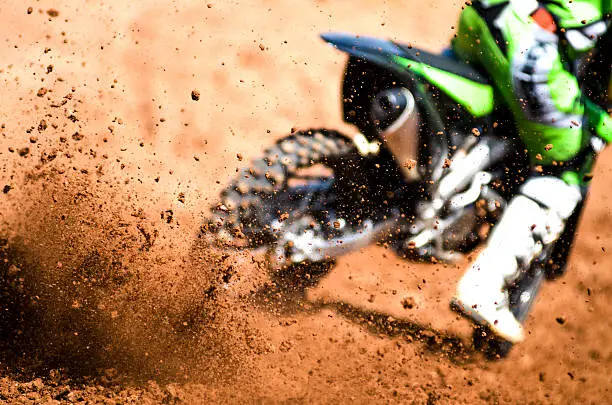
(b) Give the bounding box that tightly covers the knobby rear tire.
[209,129,357,246]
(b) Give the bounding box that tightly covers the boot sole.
[449,296,523,344]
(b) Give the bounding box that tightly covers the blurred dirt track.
[0,0,611,403]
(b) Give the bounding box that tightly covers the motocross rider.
[449,0,612,343]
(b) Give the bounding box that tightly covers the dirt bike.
[206,32,605,358]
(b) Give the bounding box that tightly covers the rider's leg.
[452,2,587,164]
[452,176,582,342]
[450,1,591,342]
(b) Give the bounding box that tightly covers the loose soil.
[0,1,611,403]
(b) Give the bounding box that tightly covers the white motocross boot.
[451,176,582,343]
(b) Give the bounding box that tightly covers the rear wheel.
[208,129,357,247]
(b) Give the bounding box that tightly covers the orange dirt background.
[0,0,611,403]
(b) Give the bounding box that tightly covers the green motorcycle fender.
[392,55,495,117]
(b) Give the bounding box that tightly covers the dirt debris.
[0,0,610,404]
